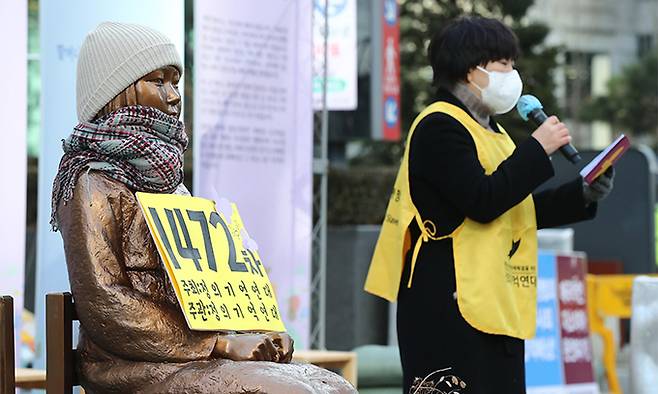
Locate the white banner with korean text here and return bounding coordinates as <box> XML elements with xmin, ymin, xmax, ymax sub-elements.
<box><xmin>194</xmin><ymin>0</ymin><xmax>313</xmax><ymax>348</ymax></box>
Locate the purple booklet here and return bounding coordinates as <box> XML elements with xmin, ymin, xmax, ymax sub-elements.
<box><xmin>579</xmin><ymin>134</ymin><xmax>630</xmax><ymax>184</ymax></box>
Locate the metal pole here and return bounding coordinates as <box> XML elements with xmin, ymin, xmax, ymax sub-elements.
<box><xmin>310</xmin><ymin>0</ymin><xmax>330</xmax><ymax>350</ymax></box>
<box><xmin>317</xmin><ymin>0</ymin><xmax>330</xmax><ymax>351</ymax></box>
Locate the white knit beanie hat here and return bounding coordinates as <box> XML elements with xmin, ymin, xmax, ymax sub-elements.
<box><xmin>76</xmin><ymin>22</ymin><xmax>182</xmax><ymax>122</ymax></box>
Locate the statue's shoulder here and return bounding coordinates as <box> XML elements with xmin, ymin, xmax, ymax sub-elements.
<box><xmin>57</xmin><ymin>170</ymin><xmax>138</xmax><ymax>234</ymax></box>
<box><xmin>73</xmin><ymin>170</ymin><xmax>136</xmax><ymax>208</ymax></box>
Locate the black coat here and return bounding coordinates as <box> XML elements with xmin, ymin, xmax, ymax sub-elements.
<box><xmin>397</xmin><ymin>89</ymin><xmax>596</xmax><ymax>394</ymax></box>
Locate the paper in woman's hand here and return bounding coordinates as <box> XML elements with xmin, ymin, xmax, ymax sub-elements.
<box><xmin>579</xmin><ymin>134</ymin><xmax>629</xmax><ymax>184</ymax></box>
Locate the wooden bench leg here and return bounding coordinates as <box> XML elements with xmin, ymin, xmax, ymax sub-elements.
<box><xmin>1</xmin><ymin>296</ymin><xmax>16</xmax><ymax>393</ymax></box>
<box><xmin>47</xmin><ymin>293</ymin><xmax>75</xmax><ymax>394</ymax></box>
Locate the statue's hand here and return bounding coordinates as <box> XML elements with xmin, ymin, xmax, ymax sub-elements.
<box><xmin>267</xmin><ymin>332</ymin><xmax>294</xmax><ymax>363</ymax></box>
<box><xmin>213</xmin><ymin>333</ymin><xmax>279</xmax><ymax>362</ymax></box>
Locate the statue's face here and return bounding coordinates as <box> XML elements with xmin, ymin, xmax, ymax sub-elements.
<box><xmin>135</xmin><ymin>65</ymin><xmax>182</xmax><ymax>118</ymax></box>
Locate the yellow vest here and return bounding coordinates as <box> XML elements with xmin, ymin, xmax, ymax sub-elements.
<box><xmin>364</xmin><ymin>102</ymin><xmax>539</xmax><ymax>339</ymax></box>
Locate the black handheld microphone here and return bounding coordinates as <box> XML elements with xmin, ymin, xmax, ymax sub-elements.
<box><xmin>516</xmin><ymin>95</ymin><xmax>581</xmax><ymax>164</ymax></box>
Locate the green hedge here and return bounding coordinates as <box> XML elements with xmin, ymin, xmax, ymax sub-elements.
<box><xmin>327</xmin><ymin>166</ymin><xmax>397</xmax><ymax>225</ymax></box>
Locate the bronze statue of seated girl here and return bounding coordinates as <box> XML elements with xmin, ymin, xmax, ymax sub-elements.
<box><xmin>52</xmin><ymin>21</ymin><xmax>355</xmax><ymax>394</ymax></box>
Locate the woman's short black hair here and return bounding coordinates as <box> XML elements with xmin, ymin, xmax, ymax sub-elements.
<box><xmin>428</xmin><ymin>16</ymin><xmax>520</xmax><ymax>88</ymax></box>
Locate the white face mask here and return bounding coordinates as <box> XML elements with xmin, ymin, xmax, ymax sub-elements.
<box><xmin>472</xmin><ymin>66</ymin><xmax>523</xmax><ymax>114</ymax></box>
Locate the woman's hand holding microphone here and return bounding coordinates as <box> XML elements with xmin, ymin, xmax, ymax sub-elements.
<box><xmin>531</xmin><ymin>115</ymin><xmax>571</xmax><ymax>156</ymax></box>
<box><xmin>531</xmin><ymin>115</ymin><xmax>614</xmax><ymax>204</ymax></box>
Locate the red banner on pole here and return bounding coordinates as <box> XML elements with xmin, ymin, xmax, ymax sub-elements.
<box><xmin>381</xmin><ymin>0</ymin><xmax>400</xmax><ymax>141</ymax></box>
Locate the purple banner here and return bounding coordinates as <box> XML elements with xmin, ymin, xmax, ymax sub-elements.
<box><xmin>194</xmin><ymin>0</ymin><xmax>313</xmax><ymax>348</ymax></box>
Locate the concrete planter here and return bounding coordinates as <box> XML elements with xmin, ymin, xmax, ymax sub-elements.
<box><xmin>326</xmin><ymin>225</ymin><xmax>390</xmax><ymax>351</ymax></box>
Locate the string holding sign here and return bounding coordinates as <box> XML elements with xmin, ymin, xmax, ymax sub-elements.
<box><xmin>136</xmin><ymin>192</ymin><xmax>285</xmax><ymax>332</ymax></box>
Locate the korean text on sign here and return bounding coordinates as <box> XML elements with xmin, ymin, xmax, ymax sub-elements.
<box><xmin>136</xmin><ymin>192</ymin><xmax>285</xmax><ymax>332</ymax></box>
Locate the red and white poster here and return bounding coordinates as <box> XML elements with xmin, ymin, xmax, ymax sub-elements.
<box><xmin>380</xmin><ymin>0</ymin><xmax>400</xmax><ymax>140</ymax></box>
<box><xmin>557</xmin><ymin>255</ymin><xmax>598</xmax><ymax>393</ymax></box>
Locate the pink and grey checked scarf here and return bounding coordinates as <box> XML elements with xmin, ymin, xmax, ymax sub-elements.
<box><xmin>51</xmin><ymin>105</ymin><xmax>188</xmax><ymax>230</ymax></box>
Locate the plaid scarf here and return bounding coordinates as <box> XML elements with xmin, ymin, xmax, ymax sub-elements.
<box><xmin>51</xmin><ymin>105</ymin><xmax>188</xmax><ymax>230</ymax></box>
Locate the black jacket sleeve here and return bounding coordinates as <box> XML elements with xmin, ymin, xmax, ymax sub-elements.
<box><xmin>533</xmin><ymin>178</ymin><xmax>597</xmax><ymax>229</ymax></box>
<box><xmin>409</xmin><ymin>113</ymin><xmax>554</xmax><ymax>224</ymax></box>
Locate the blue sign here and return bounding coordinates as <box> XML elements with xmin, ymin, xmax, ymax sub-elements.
<box><xmin>384</xmin><ymin>0</ymin><xmax>397</xmax><ymax>25</ymax></box>
<box><xmin>384</xmin><ymin>96</ymin><xmax>398</xmax><ymax>128</ymax></box>
<box><xmin>314</xmin><ymin>0</ymin><xmax>348</xmax><ymax>17</ymax></box>
<box><xmin>525</xmin><ymin>252</ymin><xmax>564</xmax><ymax>387</ymax></box>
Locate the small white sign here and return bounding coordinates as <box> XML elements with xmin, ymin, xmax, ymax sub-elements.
<box><xmin>313</xmin><ymin>0</ymin><xmax>358</xmax><ymax>110</ymax></box>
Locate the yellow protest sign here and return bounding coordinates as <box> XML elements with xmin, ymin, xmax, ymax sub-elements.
<box><xmin>136</xmin><ymin>192</ymin><xmax>286</xmax><ymax>332</ymax></box>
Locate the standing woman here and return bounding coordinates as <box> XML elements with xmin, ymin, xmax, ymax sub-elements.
<box><xmin>365</xmin><ymin>16</ymin><xmax>614</xmax><ymax>394</ymax></box>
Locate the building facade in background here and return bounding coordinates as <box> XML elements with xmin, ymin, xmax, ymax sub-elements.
<box><xmin>529</xmin><ymin>0</ymin><xmax>658</xmax><ymax>148</ymax></box>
